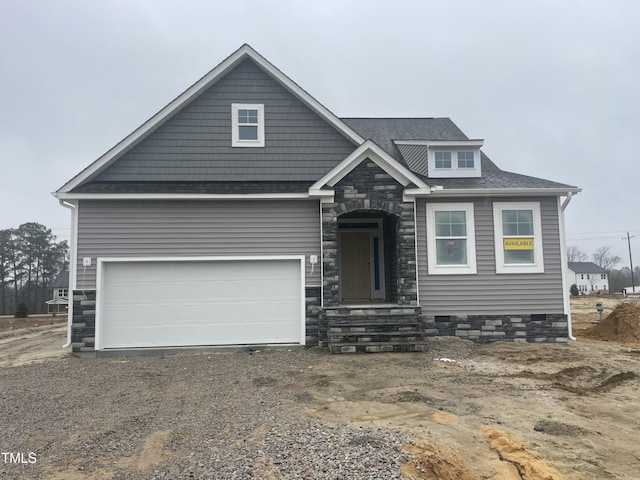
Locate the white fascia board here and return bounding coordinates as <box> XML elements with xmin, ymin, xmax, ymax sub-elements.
<box><xmin>58</xmin><ymin>44</ymin><xmax>364</xmax><ymax>193</ymax></box>
<box><xmin>53</xmin><ymin>192</ymin><xmax>311</xmax><ymax>200</ymax></box>
<box><xmin>394</xmin><ymin>139</ymin><xmax>485</xmax><ymax>147</ymax></box>
<box><xmin>310</xmin><ymin>140</ymin><xmax>429</xmax><ymax>191</ymax></box>
<box><xmin>406</xmin><ymin>187</ymin><xmax>582</xmax><ymax>197</ymax></box>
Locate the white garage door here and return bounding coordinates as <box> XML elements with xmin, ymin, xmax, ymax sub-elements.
<box><xmin>97</xmin><ymin>258</ymin><xmax>304</xmax><ymax>349</ymax></box>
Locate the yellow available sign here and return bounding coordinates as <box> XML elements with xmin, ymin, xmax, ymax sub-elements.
<box><xmin>503</xmin><ymin>238</ymin><xmax>533</xmax><ymax>250</ymax></box>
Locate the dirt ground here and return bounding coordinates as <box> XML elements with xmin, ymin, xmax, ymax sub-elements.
<box><xmin>0</xmin><ymin>314</ymin><xmax>66</xmax><ymax>332</ymax></box>
<box><xmin>2</xmin><ymin>297</ymin><xmax>640</xmax><ymax>479</ymax></box>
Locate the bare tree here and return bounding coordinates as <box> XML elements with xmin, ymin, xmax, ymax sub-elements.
<box><xmin>567</xmin><ymin>245</ymin><xmax>588</xmax><ymax>263</ymax></box>
<box><xmin>592</xmin><ymin>246</ymin><xmax>621</xmax><ymax>273</ymax></box>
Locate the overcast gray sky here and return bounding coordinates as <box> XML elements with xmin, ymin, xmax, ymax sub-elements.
<box><xmin>1</xmin><ymin>0</ymin><xmax>639</xmax><ymax>264</ymax></box>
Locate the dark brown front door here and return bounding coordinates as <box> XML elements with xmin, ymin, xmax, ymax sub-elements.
<box><xmin>339</xmin><ymin>231</ymin><xmax>371</xmax><ymax>302</ymax></box>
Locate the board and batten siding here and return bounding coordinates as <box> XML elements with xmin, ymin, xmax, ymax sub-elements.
<box><xmin>75</xmin><ymin>199</ymin><xmax>320</xmax><ymax>289</ymax></box>
<box><xmin>90</xmin><ymin>59</ymin><xmax>356</xmax><ymax>183</ymax></box>
<box><xmin>416</xmin><ymin>196</ymin><xmax>564</xmax><ymax>315</ymax></box>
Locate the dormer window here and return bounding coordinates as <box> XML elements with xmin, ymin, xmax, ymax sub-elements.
<box><xmin>232</xmin><ymin>103</ymin><xmax>264</xmax><ymax>147</ymax></box>
<box><xmin>435</xmin><ymin>152</ymin><xmax>452</xmax><ymax>169</ymax></box>
<box><xmin>427</xmin><ymin>140</ymin><xmax>483</xmax><ymax>178</ymax></box>
<box><xmin>393</xmin><ymin>140</ymin><xmax>483</xmax><ymax>179</ymax></box>
<box><xmin>457</xmin><ymin>151</ymin><xmax>474</xmax><ymax>169</ymax></box>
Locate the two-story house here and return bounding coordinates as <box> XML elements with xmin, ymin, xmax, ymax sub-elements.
<box><xmin>567</xmin><ymin>262</ymin><xmax>609</xmax><ymax>294</ymax></box>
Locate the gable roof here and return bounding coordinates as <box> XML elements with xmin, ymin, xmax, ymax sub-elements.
<box><xmin>568</xmin><ymin>262</ymin><xmax>607</xmax><ymax>274</ymax></box>
<box><xmin>341</xmin><ymin>117</ymin><xmax>468</xmax><ymax>161</ymax></box>
<box><xmin>52</xmin><ymin>270</ymin><xmax>69</xmax><ymax>288</ymax></box>
<box><xmin>342</xmin><ymin>117</ymin><xmax>579</xmax><ymax>194</ymax></box>
<box><xmin>310</xmin><ymin>140</ymin><xmax>429</xmax><ymax>194</ymax></box>
<box><xmin>56</xmin><ymin>44</ymin><xmax>364</xmax><ymax>194</ymax></box>
<box><xmin>54</xmin><ymin>46</ymin><xmax>580</xmax><ymax>198</ymax></box>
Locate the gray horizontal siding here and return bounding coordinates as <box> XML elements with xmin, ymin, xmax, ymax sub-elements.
<box><xmin>76</xmin><ymin>199</ymin><xmax>321</xmax><ymax>289</ymax></box>
<box><xmin>90</xmin><ymin>59</ymin><xmax>356</xmax><ymax>183</ymax></box>
<box><xmin>417</xmin><ymin>196</ymin><xmax>564</xmax><ymax>315</ymax></box>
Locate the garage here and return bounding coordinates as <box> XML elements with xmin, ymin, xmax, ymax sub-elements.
<box><xmin>96</xmin><ymin>257</ymin><xmax>305</xmax><ymax>349</ymax></box>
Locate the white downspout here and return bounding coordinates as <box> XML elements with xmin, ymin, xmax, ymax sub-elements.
<box><xmin>559</xmin><ymin>192</ymin><xmax>575</xmax><ymax>341</ymax></box>
<box><xmin>58</xmin><ymin>199</ymin><xmax>77</xmax><ymax>348</ymax></box>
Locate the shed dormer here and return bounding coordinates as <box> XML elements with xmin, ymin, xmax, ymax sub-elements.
<box><xmin>395</xmin><ymin>139</ymin><xmax>484</xmax><ymax>179</ymax></box>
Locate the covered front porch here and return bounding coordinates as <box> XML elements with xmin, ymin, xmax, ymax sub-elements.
<box><xmin>318</xmin><ymin>157</ymin><xmax>424</xmax><ymax>352</ymax></box>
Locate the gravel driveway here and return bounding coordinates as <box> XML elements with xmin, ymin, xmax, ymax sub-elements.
<box><xmin>1</xmin><ymin>335</ymin><xmax>409</xmax><ymax>480</ymax></box>
<box><xmin>3</xmin><ymin>326</ymin><xmax>640</xmax><ymax>479</ymax></box>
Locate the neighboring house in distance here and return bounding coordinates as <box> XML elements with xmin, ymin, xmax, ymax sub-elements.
<box><xmin>53</xmin><ymin>45</ymin><xmax>581</xmax><ymax>356</ymax></box>
<box><xmin>567</xmin><ymin>262</ymin><xmax>609</xmax><ymax>294</ymax></box>
<box><xmin>46</xmin><ymin>270</ymin><xmax>69</xmax><ymax>314</ymax></box>
<box><xmin>623</xmin><ymin>286</ymin><xmax>640</xmax><ymax>296</ymax></box>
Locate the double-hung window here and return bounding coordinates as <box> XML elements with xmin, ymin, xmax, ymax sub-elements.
<box><xmin>426</xmin><ymin>203</ymin><xmax>477</xmax><ymax>274</ymax></box>
<box><xmin>231</xmin><ymin>103</ymin><xmax>264</xmax><ymax>147</ymax></box>
<box><xmin>493</xmin><ymin>202</ymin><xmax>544</xmax><ymax>273</ymax></box>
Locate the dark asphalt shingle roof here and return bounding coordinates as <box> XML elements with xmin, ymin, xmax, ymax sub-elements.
<box><xmin>343</xmin><ymin>117</ymin><xmax>577</xmax><ymax>191</ymax></box>
<box><xmin>341</xmin><ymin>117</ymin><xmax>468</xmax><ymax>161</ymax></box>
<box><xmin>568</xmin><ymin>262</ymin><xmax>608</xmax><ymax>274</ymax></box>
<box><xmin>52</xmin><ymin>271</ymin><xmax>69</xmax><ymax>288</ymax></box>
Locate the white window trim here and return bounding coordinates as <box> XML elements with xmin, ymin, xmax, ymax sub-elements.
<box><xmin>426</xmin><ymin>202</ymin><xmax>477</xmax><ymax>275</ymax></box>
<box><xmin>427</xmin><ymin>148</ymin><xmax>482</xmax><ymax>178</ymax></box>
<box><xmin>493</xmin><ymin>201</ymin><xmax>544</xmax><ymax>274</ymax></box>
<box><xmin>231</xmin><ymin>103</ymin><xmax>265</xmax><ymax>147</ymax></box>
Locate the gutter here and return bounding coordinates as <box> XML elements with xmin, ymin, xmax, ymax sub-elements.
<box><xmin>405</xmin><ymin>187</ymin><xmax>582</xmax><ymax>198</ymax></box>
<box><xmin>559</xmin><ymin>192</ymin><xmax>576</xmax><ymax>341</ymax></box>
<box><xmin>58</xmin><ymin>199</ymin><xmax>77</xmax><ymax>348</ymax></box>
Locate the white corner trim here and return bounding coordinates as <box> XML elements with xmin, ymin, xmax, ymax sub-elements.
<box><xmin>309</xmin><ymin>140</ymin><xmax>429</xmax><ymax>191</ymax></box>
<box><xmin>57</xmin><ymin>44</ymin><xmax>364</xmax><ymax>193</ymax></box>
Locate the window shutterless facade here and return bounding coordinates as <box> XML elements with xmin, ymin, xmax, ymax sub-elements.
<box><xmin>426</xmin><ymin>203</ymin><xmax>477</xmax><ymax>274</ymax></box>
<box><xmin>493</xmin><ymin>202</ymin><xmax>544</xmax><ymax>273</ymax></box>
<box><xmin>231</xmin><ymin>103</ymin><xmax>265</xmax><ymax>147</ymax></box>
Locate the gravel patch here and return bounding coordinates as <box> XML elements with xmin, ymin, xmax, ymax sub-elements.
<box><xmin>1</xmin><ymin>350</ymin><xmax>410</xmax><ymax>479</ymax></box>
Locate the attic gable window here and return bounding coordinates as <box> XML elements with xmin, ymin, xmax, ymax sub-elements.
<box><xmin>232</xmin><ymin>103</ymin><xmax>264</xmax><ymax>147</ymax></box>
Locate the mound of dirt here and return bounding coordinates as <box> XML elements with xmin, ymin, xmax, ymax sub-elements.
<box><xmin>583</xmin><ymin>302</ymin><xmax>640</xmax><ymax>344</ymax></box>
<box><xmin>400</xmin><ymin>438</ymin><xmax>478</xmax><ymax>480</ymax></box>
